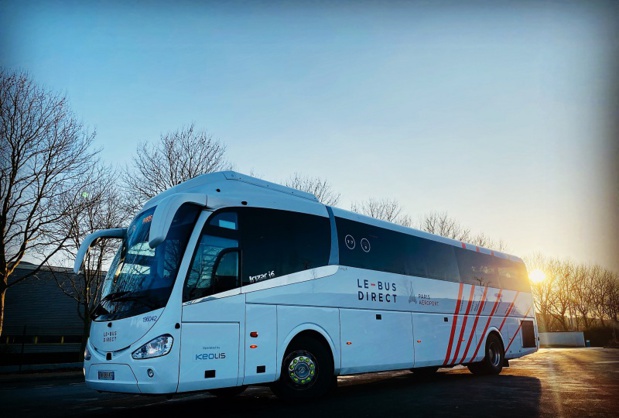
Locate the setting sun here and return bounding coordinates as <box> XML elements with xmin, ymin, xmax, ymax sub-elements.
<box><xmin>529</xmin><ymin>269</ymin><xmax>547</xmax><ymax>284</ymax></box>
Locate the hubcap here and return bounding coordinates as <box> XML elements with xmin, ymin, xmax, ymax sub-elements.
<box><xmin>287</xmin><ymin>354</ymin><xmax>316</xmax><ymax>386</ymax></box>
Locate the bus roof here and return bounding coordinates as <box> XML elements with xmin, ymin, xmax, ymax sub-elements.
<box><xmin>140</xmin><ymin>170</ymin><xmax>523</xmax><ymax>263</ymax></box>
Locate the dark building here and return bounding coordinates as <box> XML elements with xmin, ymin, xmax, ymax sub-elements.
<box><xmin>1</xmin><ymin>262</ymin><xmax>86</xmax><ymax>370</ymax></box>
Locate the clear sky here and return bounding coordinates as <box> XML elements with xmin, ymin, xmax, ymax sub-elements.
<box><xmin>2</xmin><ymin>0</ymin><xmax>618</xmax><ymax>272</ymax></box>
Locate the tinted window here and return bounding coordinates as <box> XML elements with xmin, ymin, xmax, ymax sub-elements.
<box><xmin>239</xmin><ymin>208</ymin><xmax>330</xmax><ymax>285</ymax></box>
<box><xmin>336</xmin><ymin>217</ymin><xmax>409</xmax><ymax>274</ymax></box>
<box><xmin>455</xmin><ymin>249</ymin><xmax>530</xmax><ymax>291</ymax></box>
<box><xmin>521</xmin><ymin>320</ymin><xmax>536</xmax><ymax>347</ymax></box>
<box><xmin>335</xmin><ymin>217</ymin><xmax>460</xmax><ymax>282</ymax></box>
<box><xmin>209</xmin><ymin>211</ymin><xmax>238</xmax><ymax>230</ymax></box>
<box><xmin>455</xmin><ymin>249</ymin><xmax>500</xmax><ymax>288</ymax></box>
<box><xmin>212</xmin><ymin>250</ymin><xmax>240</xmax><ymax>293</ymax></box>
<box><xmin>417</xmin><ymin>241</ymin><xmax>460</xmax><ymax>281</ymax></box>
<box><xmin>184</xmin><ymin>234</ymin><xmax>239</xmax><ymax>301</ymax></box>
<box><xmin>498</xmin><ymin>259</ymin><xmax>530</xmax><ymax>291</ymax></box>
<box><xmin>97</xmin><ymin>204</ymin><xmax>201</xmax><ymax>320</ymax></box>
<box><xmin>335</xmin><ymin>217</ymin><xmax>530</xmax><ymax>291</ymax></box>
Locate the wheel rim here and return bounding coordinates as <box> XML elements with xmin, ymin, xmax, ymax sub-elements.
<box><xmin>286</xmin><ymin>352</ymin><xmax>317</xmax><ymax>386</ymax></box>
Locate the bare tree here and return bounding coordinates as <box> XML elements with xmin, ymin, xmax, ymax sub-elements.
<box><xmin>284</xmin><ymin>173</ymin><xmax>341</xmax><ymax>206</ymax></box>
<box><xmin>418</xmin><ymin>211</ymin><xmax>471</xmax><ymax>241</ymax></box>
<box><xmin>418</xmin><ymin>211</ymin><xmax>506</xmax><ymax>251</ymax></box>
<box><xmin>122</xmin><ymin>123</ymin><xmax>232</xmax><ymax>213</ymax></box>
<box><xmin>351</xmin><ymin>198</ymin><xmax>412</xmax><ymax>227</ymax></box>
<box><xmin>580</xmin><ymin>265</ymin><xmax>619</xmax><ymax>332</ymax></box>
<box><xmin>525</xmin><ymin>253</ymin><xmax>552</xmax><ymax>331</ymax></box>
<box><xmin>0</xmin><ymin>69</ymin><xmax>98</xmax><ymax>335</ymax></box>
<box><xmin>605</xmin><ymin>274</ymin><xmax>619</xmax><ymax>324</ymax></box>
<box><xmin>49</xmin><ymin>165</ymin><xmax>130</xmax><ymax>354</ymax></box>
<box><xmin>571</xmin><ymin>264</ymin><xmax>596</xmax><ymax>330</ymax></box>
<box><xmin>547</xmin><ymin>259</ymin><xmax>575</xmax><ymax>331</ymax></box>
<box><xmin>468</xmin><ymin>232</ymin><xmax>507</xmax><ymax>252</ymax></box>
<box><xmin>526</xmin><ymin>253</ymin><xmax>619</xmax><ymax>333</ymax></box>
<box><xmin>527</xmin><ymin>255</ymin><xmax>579</xmax><ymax>331</ymax></box>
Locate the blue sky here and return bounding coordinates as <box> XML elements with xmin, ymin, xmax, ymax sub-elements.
<box><xmin>2</xmin><ymin>0</ymin><xmax>618</xmax><ymax>272</ymax></box>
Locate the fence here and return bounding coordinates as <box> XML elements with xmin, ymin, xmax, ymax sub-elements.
<box><xmin>539</xmin><ymin>331</ymin><xmax>586</xmax><ymax>347</ymax></box>
<box><xmin>0</xmin><ymin>325</ymin><xmax>85</xmax><ymax>371</ymax></box>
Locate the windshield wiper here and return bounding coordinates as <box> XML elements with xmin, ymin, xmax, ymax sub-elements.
<box><xmin>101</xmin><ymin>291</ymin><xmax>131</xmax><ymax>303</ymax></box>
<box><xmin>91</xmin><ymin>303</ymin><xmax>110</xmax><ymax>319</ymax></box>
<box><xmin>91</xmin><ymin>291</ymin><xmax>131</xmax><ymax>319</ymax></box>
<box><xmin>112</xmin><ymin>293</ymin><xmax>160</xmax><ymax>310</ymax></box>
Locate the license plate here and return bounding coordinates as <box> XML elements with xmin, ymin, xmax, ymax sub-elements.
<box><xmin>98</xmin><ymin>371</ymin><xmax>115</xmax><ymax>380</ymax></box>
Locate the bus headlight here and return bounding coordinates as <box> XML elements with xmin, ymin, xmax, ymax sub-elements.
<box><xmin>132</xmin><ymin>334</ymin><xmax>174</xmax><ymax>360</ymax></box>
<box><xmin>84</xmin><ymin>346</ymin><xmax>91</xmax><ymax>361</ymax></box>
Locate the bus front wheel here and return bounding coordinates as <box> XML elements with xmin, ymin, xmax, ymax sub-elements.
<box><xmin>467</xmin><ymin>333</ymin><xmax>505</xmax><ymax>375</ymax></box>
<box><xmin>271</xmin><ymin>336</ymin><xmax>335</xmax><ymax>401</ymax></box>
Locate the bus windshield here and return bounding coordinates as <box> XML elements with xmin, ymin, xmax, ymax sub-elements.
<box><xmin>93</xmin><ymin>204</ymin><xmax>201</xmax><ymax>321</ymax></box>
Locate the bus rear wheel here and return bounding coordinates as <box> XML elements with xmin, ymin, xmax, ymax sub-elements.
<box><xmin>467</xmin><ymin>333</ymin><xmax>505</xmax><ymax>375</ymax></box>
<box><xmin>271</xmin><ymin>336</ymin><xmax>335</xmax><ymax>401</ymax></box>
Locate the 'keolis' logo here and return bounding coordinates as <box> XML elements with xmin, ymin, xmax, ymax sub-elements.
<box><xmin>195</xmin><ymin>353</ymin><xmax>226</xmax><ymax>360</ymax></box>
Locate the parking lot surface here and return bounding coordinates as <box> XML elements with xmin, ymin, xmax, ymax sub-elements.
<box><xmin>1</xmin><ymin>348</ymin><xmax>618</xmax><ymax>417</ymax></box>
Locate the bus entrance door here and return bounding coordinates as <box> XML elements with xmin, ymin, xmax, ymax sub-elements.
<box><xmin>177</xmin><ymin>322</ymin><xmax>240</xmax><ymax>392</ymax></box>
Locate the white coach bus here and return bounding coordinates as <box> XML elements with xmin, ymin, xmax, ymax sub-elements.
<box><xmin>74</xmin><ymin>171</ymin><xmax>538</xmax><ymax>400</ymax></box>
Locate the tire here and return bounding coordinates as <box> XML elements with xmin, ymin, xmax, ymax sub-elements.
<box><xmin>467</xmin><ymin>333</ymin><xmax>505</xmax><ymax>375</ymax></box>
<box><xmin>208</xmin><ymin>385</ymin><xmax>248</xmax><ymax>398</ymax></box>
<box><xmin>270</xmin><ymin>336</ymin><xmax>335</xmax><ymax>401</ymax></box>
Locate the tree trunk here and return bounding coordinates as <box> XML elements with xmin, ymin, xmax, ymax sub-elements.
<box><xmin>80</xmin><ymin>316</ymin><xmax>90</xmax><ymax>362</ymax></box>
<box><xmin>0</xmin><ymin>280</ymin><xmax>6</xmax><ymax>337</ymax></box>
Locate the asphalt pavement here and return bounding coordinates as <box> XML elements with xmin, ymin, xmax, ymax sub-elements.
<box><xmin>2</xmin><ymin>347</ymin><xmax>618</xmax><ymax>418</ymax></box>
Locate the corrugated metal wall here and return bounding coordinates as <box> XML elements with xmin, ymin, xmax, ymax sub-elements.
<box><xmin>2</xmin><ymin>263</ymin><xmax>87</xmax><ymax>367</ymax></box>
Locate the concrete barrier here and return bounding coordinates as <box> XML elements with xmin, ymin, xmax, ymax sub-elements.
<box><xmin>539</xmin><ymin>332</ymin><xmax>586</xmax><ymax>347</ymax></box>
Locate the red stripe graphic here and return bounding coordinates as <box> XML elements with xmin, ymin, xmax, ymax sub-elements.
<box><xmin>449</xmin><ymin>285</ymin><xmax>476</xmax><ymax>365</ymax></box>
<box><xmin>498</xmin><ymin>291</ymin><xmax>520</xmax><ymax>332</ymax></box>
<box><xmin>443</xmin><ymin>283</ymin><xmax>464</xmax><ymax>365</ymax></box>
<box><xmin>469</xmin><ymin>289</ymin><xmax>503</xmax><ymax>362</ymax></box>
<box><xmin>459</xmin><ymin>284</ymin><xmax>490</xmax><ymax>364</ymax></box>
<box><xmin>504</xmin><ymin>306</ymin><xmax>533</xmax><ymax>353</ymax></box>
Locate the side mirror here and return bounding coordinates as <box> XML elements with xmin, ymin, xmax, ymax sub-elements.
<box><xmin>74</xmin><ymin>228</ymin><xmax>126</xmax><ymax>274</ymax></box>
<box><xmin>148</xmin><ymin>193</ymin><xmax>207</xmax><ymax>248</ymax></box>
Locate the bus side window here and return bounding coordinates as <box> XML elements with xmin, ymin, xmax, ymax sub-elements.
<box><xmin>239</xmin><ymin>208</ymin><xmax>330</xmax><ymax>285</ymax></box>
<box><xmin>498</xmin><ymin>259</ymin><xmax>530</xmax><ymax>291</ymax></box>
<box><xmin>209</xmin><ymin>211</ymin><xmax>238</xmax><ymax>230</ymax></box>
<box><xmin>183</xmin><ymin>235</ymin><xmax>238</xmax><ymax>301</ymax></box>
<box><xmin>212</xmin><ymin>250</ymin><xmax>239</xmax><ymax>293</ymax></box>
<box><xmin>455</xmin><ymin>249</ymin><xmax>501</xmax><ymax>288</ymax></box>
<box><xmin>335</xmin><ymin>217</ymin><xmax>460</xmax><ymax>283</ymax></box>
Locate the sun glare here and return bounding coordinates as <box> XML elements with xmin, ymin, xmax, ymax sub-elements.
<box><xmin>529</xmin><ymin>269</ymin><xmax>546</xmax><ymax>284</ymax></box>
